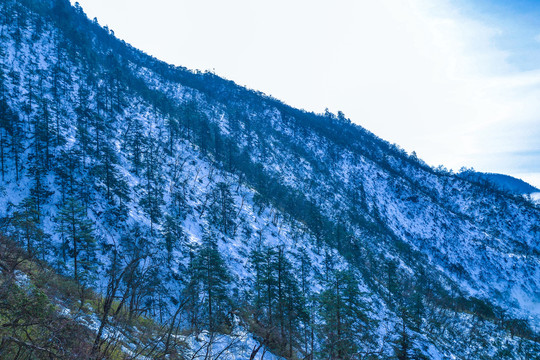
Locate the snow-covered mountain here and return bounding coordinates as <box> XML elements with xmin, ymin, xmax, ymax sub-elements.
<box><xmin>458</xmin><ymin>170</ymin><xmax>539</xmax><ymax>195</ymax></box>
<box><xmin>0</xmin><ymin>1</ymin><xmax>538</xmax><ymax>359</ymax></box>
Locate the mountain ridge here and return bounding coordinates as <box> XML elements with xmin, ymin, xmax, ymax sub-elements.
<box><xmin>458</xmin><ymin>170</ymin><xmax>540</xmax><ymax>195</ymax></box>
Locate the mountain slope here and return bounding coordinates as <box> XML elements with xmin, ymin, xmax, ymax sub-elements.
<box><xmin>0</xmin><ymin>0</ymin><xmax>539</xmax><ymax>359</ymax></box>
<box><xmin>458</xmin><ymin>170</ymin><xmax>540</xmax><ymax>195</ymax></box>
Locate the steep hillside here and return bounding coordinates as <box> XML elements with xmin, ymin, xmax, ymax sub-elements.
<box><xmin>0</xmin><ymin>0</ymin><xmax>539</xmax><ymax>359</ymax></box>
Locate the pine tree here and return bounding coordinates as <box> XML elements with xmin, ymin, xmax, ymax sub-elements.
<box><xmin>296</xmin><ymin>248</ymin><xmax>315</xmax><ymax>356</ymax></box>
<box><xmin>55</xmin><ymin>197</ymin><xmax>97</xmax><ymax>284</ymax></box>
<box><xmin>318</xmin><ymin>267</ymin><xmax>370</xmax><ymax>359</ymax></box>
<box><xmin>51</xmin><ymin>37</ymin><xmax>68</xmax><ymax>148</ymax></box>
<box><xmin>250</xmin><ymin>243</ymin><xmax>307</xmax><ymax>355</ymax></box>
<box><xmin>393</xmin><ymin>316</ymin><xmax>412</xmax><ymax>360</ymax></box>
<box><xmin>250</xmin><ymin>244</ymin><xmax>278</xmax><ymax>327</ymax></box>
<box><xmin>139</xmin><ymin>130</ymin><xmax>164</xmax><ymax>229</ymax></box>
<box><xmin>10</xmin><ymin>197</ymin><xmax>50</xmax><ymax>258</ymax></box>
<box><xmin>207</xmin><ymin>181</ymin><xmax>236</xmax><ymax>236</ymax></box>
<box><xmin>36</xmin><ymin>73</ymin><xmax>54</xmax><ymax>170</ymax></box>
<box><xmin>386</xmin><ymin>259</ymin><xmax>400</xmax><ymax>303</ymax></box>
<box><xmin>278</xmin><ymin>247</ymin><xmax>307</xmax><ymax>357</ymax></box>
<box><xmin>28</xmin><ymin>135</ymin><xmax>53</xmax><ymax>221</ymax></box>
<box><xmin>93</xmin><ymin>140</ymin><xmax>129</xmax><ymax>203</ymax></box>
<box><xmin>75</xmin><ymin>80</ymin><xmax>92</xmax><ymax>162</ymax></box>
<box><xmin>0</xmin><ymin>99</ymin><xmax>17</xmax><ymax>182</ymax></box>
<box><xmin>22</xmin><ymin>55</ymin><xmax>37</xmax><ymax>123</ymax></box>
<box><xmin>162</xmin><ymin>214</ymin><xmax>185</xmax><ymax>263</ymax></box>
<box><xmin>162</xmin><ymin>172</ymin><xmax>188</xmax><ymax>263</ymax></box>
<box><xmin>124</xmin><ymin>117</ymin><xmax>146</xmax><ymax>175</ymax></box>
<box><xmin>187</xmin><ymin>231</ymin><xmax>232</xmax><ymax>332</ymax></box>
<box><xmin>184</xmin><ymin>248</ymin><xmax>202</xmax><ymax>333</ymax></box>
<box><xmin>55</xmin><ymin>149</ymin><xmax>82</xmax><ymax>205</ymax></box>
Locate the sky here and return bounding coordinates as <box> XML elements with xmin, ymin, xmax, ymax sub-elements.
<box><xmin>70</xmin><ymin>0</ymin><xmax>540</xmax><ymax>188</ymax></box>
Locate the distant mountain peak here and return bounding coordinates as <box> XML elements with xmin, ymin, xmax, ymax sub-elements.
<box><xmin>458</xmin><ymin>170</ymin><xmax>540</xmax><ymax>195</ymax></box>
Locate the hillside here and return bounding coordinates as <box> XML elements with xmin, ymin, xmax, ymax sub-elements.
<box><xmin>0</xmin><ymin>234</ymin><xmax>165</xmax><ymax>359</ymax></box>
<box><xmin>0</xmin><ymin>0</ymin><xmax>539</xmax><ymax>359</ymax></box>
<box><xmin>458</xmin><ymin>170</ymin><xmax>539</xmax><ymax>195</ymax></box>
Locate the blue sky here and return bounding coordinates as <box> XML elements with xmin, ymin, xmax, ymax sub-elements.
<box><xmin>458</xmin><ymin>0</ymin><xmax>540</xmax><ymax>70</ymax></box>
<box><xmin>71</xmin><ymin>0</ymin><xmax>540</xmax><ymax>188</ymax></box>
<box><xmin>452</xmin><ymin>0</ymin><xmax>540</xmax><ymax>187</ymax></box>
